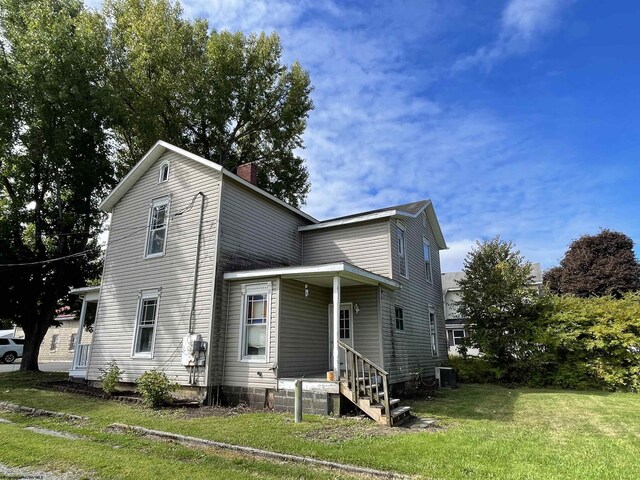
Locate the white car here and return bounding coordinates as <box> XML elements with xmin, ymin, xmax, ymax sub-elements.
<box><xmin>0</xmin><ymin>338</ymin><xmax>24</xmax><ymax>363</ymax></box>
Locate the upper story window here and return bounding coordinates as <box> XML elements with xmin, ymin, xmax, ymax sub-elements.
<box><xmin>145</xmin><ymin>197</ymin><xmax>170</xmax><ymax>258</ymax></box>
<box><xmin>133</xmin><ymin>290</ymin><xmax>160</xmax><ymax>357</ymax></box>
<box><xmin>395</xmin><ymin>306</ymin><xmax>404</xmax><ymax>331</ymax></box>
<box><xmin>423</xmin><ymin>238</ymin><xmax>433</xmax><ymax>283</ymax></box>
<box><xmin>396</xmin><ymin>222</ymin><xmax>408</xmax><ymax>278</ymax></box>
<box><xmin>158</xmin><ymin>161</ymin><xmax>170</xmax><ymax>183</ymax></box>
<box><xmin>240</xmin><ymin>283</ymin><xmax>271</xmax><ymax>362</ymax></box>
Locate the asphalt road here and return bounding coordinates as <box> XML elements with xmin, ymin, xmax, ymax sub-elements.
<box><xmin>0</xmin><ymin>359</ymin><xmax>72</xmax><ymax>373</ymax></box>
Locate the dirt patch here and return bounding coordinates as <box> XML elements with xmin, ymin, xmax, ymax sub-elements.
<box><xmin>170</xmin><ymin>403</ymin><xmax>261</xmax><ymax>418</ymax></box>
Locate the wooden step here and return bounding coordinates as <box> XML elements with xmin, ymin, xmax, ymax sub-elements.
<box><xmin>390</xmin><ymin>405</ymin><xmax>412</xmax><ymax>426</ymax></box>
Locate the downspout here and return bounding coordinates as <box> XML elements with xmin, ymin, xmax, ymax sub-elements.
<box><xmin>188</xmin><ymin>192</ymin><xmax>206</xmax><ymax>334</ymax></box>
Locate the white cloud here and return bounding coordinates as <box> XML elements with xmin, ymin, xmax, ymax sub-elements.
<box><xmin>454</xmin><ymin>0</ymin><xmax>574</xmax><ymax>71</ymax></box>
<box><xmin>440</xmin><ymin>238</ymin><xmax>478</xmax><ymax>273</ymax></box>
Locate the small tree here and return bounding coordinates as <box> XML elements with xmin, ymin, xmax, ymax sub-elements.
<box><xmin>544</xmin><ymin>229</ymin><xmax>640</xmax><ymax>298</ymax></box>
<box><xmin>457</xmin><ymin>237</ymin><xmax>550</xmax><ymax>382</ymax></box>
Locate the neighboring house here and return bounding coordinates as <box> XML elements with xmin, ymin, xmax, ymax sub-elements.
<box><xmin>0</xmin><ymin>330</ymin><xmax>14</xmax><ymax>339</ymax></box>
<box><xmin>72</xmin><ymin>141</ymin><xmax>448</xmax><ymax>426</ymax></box>
<box><xmin>442</xmin><ymin>263</ymin><xmax>543</xmax><ymax>356</ymax></box>
<box><xmin>13</xmin><ymin>309</ymin><xmax>93</xmax><ymax>364</ymax></box>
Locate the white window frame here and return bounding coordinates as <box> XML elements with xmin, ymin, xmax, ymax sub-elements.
<box><xmin>132</xmin><ymin>289</ymin><xmax>161</xmax><ymax>358</ymax></box>
<box><xmin>423</xmin><ymin>237</ymin><xmax>433</xmax><ymax>284</ymax></box>
<box><xmin>144</xmin><ymin>196</ymin><xmax>171</xmax><ymax>258</ymax></box>
<box><xmin>429</xmin><ymin>306</ymin><xmax>438</xmax><ymax>357</ymax></box>
<box><xmin>394</xmin><ymin>306</ymin><xmax>404</xmax><ymax>332</ymax></box>
<box><xmin>69</xmin><ymin>333</ymin><xmax>77</xmax><ymax>351</ymax></box>
<box><xmin>50</xmin><ymin>334</ymin><xmax>59</xmax><ymax>351</ymax></box>
<box><xmin>239</xmin><ymin>283</ymin><xmax>272</xmax><ymax>363</ymax></box>
<box><xmin>452</xmin><ymin>329</ymin><xmax>465</xmax><ymax>346</ymax></box>
<box><xmin>158</xmin><ymin>160</ymin><xmax>170</xmax><ymax>183</ymax></box>
<box><xmin>396</xmin><ymin>221</ymin><xmax>408</xmax><ymax>278</ymax></box>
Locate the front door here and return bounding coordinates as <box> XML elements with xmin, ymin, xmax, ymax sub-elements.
<box><xmin>328</xmin><ymin>303</ymin><xmax>353</xmax><ymax>372</ymax></box>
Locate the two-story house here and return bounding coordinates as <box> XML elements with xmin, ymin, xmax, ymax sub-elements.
<box><xmin>70</xmin><ymin>141</ymin><xmax>448</xmax><ymax>426</ymax></box>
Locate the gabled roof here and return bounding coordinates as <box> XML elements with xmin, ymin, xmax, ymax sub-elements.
<box><xmin>298</xmin><ymin>199</ymin><xmax>448</xmax><ymax>250</ymax></box>
<box><xmin>99</xmin><ymin>141</ymin><xmax>317</xmax><ymax>223</ymax></box>
<box><xmin>442</xmin><ymin>263</ymin><xmax>543</xmax><ymax>294</ymax></box>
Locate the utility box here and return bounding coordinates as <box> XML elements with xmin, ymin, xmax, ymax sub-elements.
<box><xmin>435</xmin><ymin>367</ymin><xmax>457</xmax><ymax>389</ymax></box>
<box><xmin>182</xmin><ymin>334</ymin><xmax>206</xmax><ymax>367</ymax></box>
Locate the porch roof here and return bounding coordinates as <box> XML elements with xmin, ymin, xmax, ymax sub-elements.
<box><xmin>223</xmin><ymin>262</ymin><xmax>400</xmax><ymax>290</ymax></box>
<box><xmin>70</xmin><ymin>285</ymin><xmax>101</xmax><ymax>302</ymax></box>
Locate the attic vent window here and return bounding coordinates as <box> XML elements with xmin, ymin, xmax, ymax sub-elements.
<box><xmin>159</xmin><ymin>161</ymin><xmax>170</xmax><ymax>183</ymax></box>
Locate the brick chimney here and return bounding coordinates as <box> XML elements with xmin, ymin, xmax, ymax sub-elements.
<box><xmin>236</xmin><ymin>162</ymin><xmax>257</xmax><ymax>185</ymax></box>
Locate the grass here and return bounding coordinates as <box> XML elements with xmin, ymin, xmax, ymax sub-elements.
<box><xmin>1</xmin><ymin>371</ymin><xmax>639</xmax><ymax>479</ymax></box>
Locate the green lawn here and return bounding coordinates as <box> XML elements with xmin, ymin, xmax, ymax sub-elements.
<box><xmin>1</xmin><ymin>372</ymin><xmax>639</xmax><ymax>479</ymax></box>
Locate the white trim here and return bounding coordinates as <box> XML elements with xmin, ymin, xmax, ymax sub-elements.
<box><xmin>298</xmin><ymin>200</ymin><xmax>448</xmax><ymax>250</ymax></box>
<box><xmin>223</xmin><ymin>262</ymin><xmax>399</xmax><ymax>290</ymax></box>
<box><xmin>328</xmin><ymin>302</ymin><xmax>353</xmax><ymax>370</ymax></box>
<box><xmin>238</xmin><ymin>282</ymin><xmax>272</xmax><ymax>363</ymax></box>
<box><xmin>423</xmin><ymin>237</ymin><xmax>433</xmax><ymax>284</ymax></box>
<box><xmin>100</xmin><ymin>140</ymin><xmax>317</xmax><ymax>224</ymax></box>
<box><xmin>395</xmin><ymin>221</ymin><xmax>408</xmax><ymax>279</ymax></box>
<box><xmin>298</xmin><ymin>210</ymin><xmax>398</xmax><ymax>231</ymax></box>
<box><xmin>131</xmin><ymin>289</ymin><xmax>161</xmax><ymax>358</ymax></box>
<box><xmin>158</xmin><ymin>160</ymin><xmax>170</xmax><ymax>183</ymax></box>
<box><xmin>394</xmin><ymin>305</ymin><xmax>405</xmax><ymax>332</ymax></box>
<box><xmin>429</xmin><ymin>305</ymin><xmax>438</xmax><ymax>357</ymax></box>
<box><xmin>144</xmin><ymin>196</ymin><xmax>171</xmax><ymax>259</ymax></box>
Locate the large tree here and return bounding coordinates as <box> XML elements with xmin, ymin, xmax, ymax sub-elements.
<box><xmin>457</xmin><ymin>237</ymin><xmax>550</xmax><ymax>382</ymax></box>
<box><xmin>105</xmin><ymin>0</ymin><xmax>313</xmax><ymax>206</ymax></box>
<box><xmin>0</xmin><ymin>0</ymin><xmax>113</xmax><ymax>370</ymax></box>
<box><xmin>544</xmin><ymin>229</ymin><xmax>640</xmax><ymax>298</ymax></box>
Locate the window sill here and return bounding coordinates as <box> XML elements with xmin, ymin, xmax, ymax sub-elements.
<box><xmin>239</xmin><ymin>357</ymin><xmax>268</xmax><ymax>364</ymax></box>
<box><xmin>132</xmin><ymin>352</ymin><xmax>154</xmax><ymax>359</ymax></box>
<box><xmin>144</xmin><ymin>252</ymin><xmax>166</xmax><ymax>260</ymax></box>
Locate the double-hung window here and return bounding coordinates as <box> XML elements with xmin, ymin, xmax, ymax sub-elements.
<box><xmin>429</xmin><ymin>306</ymin><xmax>438</xmax><ymax>356</ymax></box>
<box><xmin>50</xmin><ymin>334</ymin><xmax>59</xmax><ymax>351</ymax></box>
<box><xmin>452</xmin><ymin>329</ymin><xmax>465</xmax><ymax>346</ymax></box>
<box><xmin>240</xmin><ymin>284</ymin><xmax>271</xmax><ymax>362</ymax></box>
<box><xmin>133</xmin><ymin>291</ymin><xmax>160</xmax><ymax>357</ymax></box>
<box><xmin>395</xmin><ymin>306</ymin><xmax>404</xmax><ymax>331</ymax></box>
<box><xmin>396</xmin><ymin>222</ymin><xmax>407</xmax><ymax>278</ymax></box>
<box><xmin>69</xmin><ymin>333</ymin><xmax>77</xmax><ymax>351</ymax></box>
<box><xmin>423</xmin><ymin>238</ymin><xmax>433</xmax><ymax>283</ymax></box>
<box><xmin>145</xmin><ymin>197</ymin><xmax>170</xmax><ymax>257</ymax></box>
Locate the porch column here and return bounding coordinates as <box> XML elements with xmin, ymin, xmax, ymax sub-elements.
<box><xmin>72</xmin><ymin>297</ymin><xmax>88</xmax><ymax>369</ymax></box>
<box><xmin>332</xmin><ymin>275</ymin><xmax>341</xmax><ymax>378</ymax></box>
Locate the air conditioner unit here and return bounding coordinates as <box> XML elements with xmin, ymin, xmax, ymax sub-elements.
<box><xmin>435</xmin><ymin>367</ymin><xmax>457</xmax><ymax>389</ymax></box>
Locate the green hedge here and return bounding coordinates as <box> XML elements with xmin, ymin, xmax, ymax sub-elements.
<box><xmin>450</xmin><ymin>293</ymin><xmax>640</xmax><ymax>391</ymax></box>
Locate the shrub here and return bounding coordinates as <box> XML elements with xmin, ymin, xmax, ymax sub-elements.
<box><xmin>98</xmin><ymin>360</ymin><xmax>123</xmax><ymax>395</ymax></box>
<box><xmin>136</xmin><ymin>370</ymin><xmax>178</xmax><ymax>408</ymax></box>
<box><xmin>545</xmin><ymin>293</ymin><xmax>640</xmax><ymax>391</ymax></box>
<box><xmin>446</xmin><ymin>356</ymin><xmax>494</xmax><ymax>384</ymax></box>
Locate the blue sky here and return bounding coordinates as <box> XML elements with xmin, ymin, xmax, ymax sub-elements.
<box><xmin>90</xmin><ymin>0</ymin><xmax>640</xmax><ymax>272</ymax></box>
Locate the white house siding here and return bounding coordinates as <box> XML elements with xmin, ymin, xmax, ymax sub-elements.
<box><xmin>302</xmin><ymin>220</ymin><xmax>391</xmax><ymax>277</ymax></box>
<box><xmin>222</xmin><ymin>278</ymin><xmax>279</xmax><ymax>389</ymax></box>
<box><xmin>277</xmin><ymin>280</ymin><xmax>330</xmax><ymax>378</ymax></box>
<box><xmin>87</xmin><ymin>151</ymin><xmax>220</xmax><ymax>386</ymax></box>
<box><xmin>382</xmin><ymin>215</ymin><xmax>447</xmax><ymax>383</ymax></box>
<box><xmin>211</xmin><ymin>178</ymin><xmax>312</xmax><ymax>385</ymax></box>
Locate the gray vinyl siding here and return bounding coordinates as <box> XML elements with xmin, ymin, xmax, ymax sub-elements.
<box><xmin>302</xmin><ymin>220</ymin><xmax>391</xmax><ymax>277</ymax></box>
<box><xmin>211</xmin><ymin>178</ymin><xmax>312</xmax><ymax>385</ymax></box>
<box><xmin>222</xmin><ymin>278</ymin><xmax>278</xmax><ymax>388</ymax></box>
<box><xmin>382</xmin><ymin>215</ymin><xmax>446</xmax><ymax>383</ymax></box>
<box><xmin>278</xmin><ymin>280</ymin><xmax>330</xmax><ymax>377</ymax></box>
<box><xmin>340</xmin><ymin>286</ymin><xmax>381</xmax><ymax>367</ymax></box>
<box><xmin>87</xmin><ymin>151</ymin><xmax>220</xmax><ymax>386</ymax></box>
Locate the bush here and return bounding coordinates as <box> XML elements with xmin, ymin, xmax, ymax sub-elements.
<box><xmin>545</xmin><ymin>293</ymin><xmax>640</xmax><ymax>391</ymax></box>
<box><xmin>136</xmin><ymin>370</ymin><xmax>178</xmax><ymax>408</ymax></box>
<box><xmin>98</xmin><ymin>360</ymin><xmax>123</xmax><ymax>395</ymax></box>
<box><xmin>446</xmin><ymin>356</ymin><xmax>494</xmax><ymax>384</ymax></box>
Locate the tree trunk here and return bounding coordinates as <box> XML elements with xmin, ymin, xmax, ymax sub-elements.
<box><xmin>19</xmin><ymin>317</ymin><xmax>49</xmax><ymax>372</ymax></box>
